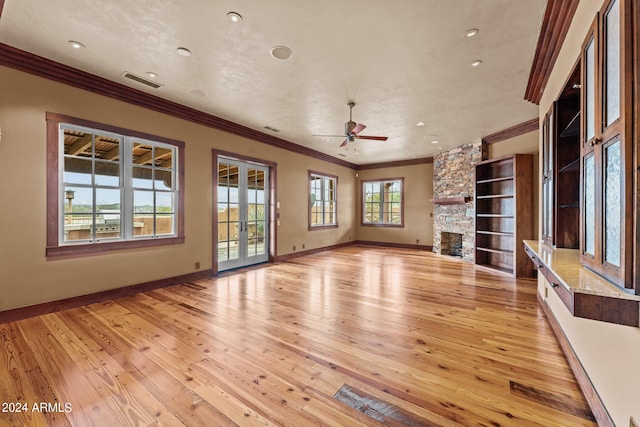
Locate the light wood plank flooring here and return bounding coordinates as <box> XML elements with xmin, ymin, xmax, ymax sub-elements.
<box><xmin>0</xmin><ymin>246</ymin><xmax>595</xmax><ymax>426</ymax></box>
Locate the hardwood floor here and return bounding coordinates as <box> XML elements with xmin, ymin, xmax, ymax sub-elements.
<box><xmin>0</xmin><ymin>246</ymin><xmax>595</xmax><ymax>426</ymax></box>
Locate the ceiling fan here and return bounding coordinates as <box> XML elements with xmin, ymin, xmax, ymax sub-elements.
<box><xmin>313</xmin><ymin>102</ymin><xmax>388</xmax><ymax>147</ymax></box>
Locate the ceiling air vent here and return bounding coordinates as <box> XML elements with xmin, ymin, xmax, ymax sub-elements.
<box><xmin>121</xmin><ymin>72</ymin><xmax>164</xmax><ymax>89</ymax></box>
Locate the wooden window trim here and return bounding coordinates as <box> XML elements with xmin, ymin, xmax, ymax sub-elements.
<box><xmin>360</xmin><ymin>177</ymin><xmax>405</xmax><ymax>228</ymax></box>
<box><xmin>308</xmin><ymin>170</ymin><xmax>338</xmax><ymax>230</ymax></box>
<box><xmin>46</xmin><ymin>112</ymin><xmax>185</xmax><ymax>259</ymax></box>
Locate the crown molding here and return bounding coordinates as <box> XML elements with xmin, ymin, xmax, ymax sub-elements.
<box><xmin>358</xmin><ymin>156</ymin><xmax>433</xmax><ymax>170</ymax></box>
<box><xmin>525</xmin><ymin>0</ymin><xmax>580</xmax><ymax>104</ymax></box>
<box><xmin>482</xmin><ymin>118</ymin><xmax>539</xmax><ymax>145</ymax></box>
<box><xmin>0</xmin><ymin>42</ymin><xmax>360</xmax><ymax>169</ymax></box>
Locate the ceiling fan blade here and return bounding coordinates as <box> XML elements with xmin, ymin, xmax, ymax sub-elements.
<box><xmin>339</xmin><ymin>139</ymin><xmax>348</xmax><ymax>147</ymax></box>
<box><xmin>355</xmin><ymin>135</ymin><xmax>389</xmax><ymax>141</ymax></box>
<box><xmin>351</xmin><ymin>123</ymin><xmax>366</xmax><ymax>135</ymax></box>
<box><xmin>313</xmin><ymin>134</ymin><xmax>345</xmax><ymax>138</ymax></box>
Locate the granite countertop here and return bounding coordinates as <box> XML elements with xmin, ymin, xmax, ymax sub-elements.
<box><xmin>523</xmin><ymin>240</ymin><xmax>640</xmax><ymax>301</ymax></box>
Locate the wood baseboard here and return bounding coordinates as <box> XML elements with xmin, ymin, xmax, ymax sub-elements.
<box><xmin>275</xmin><ymin>241</ymin><xmax>355</xmax><ymax>262</ymax></box>
<box><xmin>354</xmin><ymin>240</ymin><xmax>434</xmax><ymax>252</ymax></box>
<box><xmin>537</xmin><ymin>293</ymin><xmax>613</xmax><ymax>427</ymax></box>
<box><xmin>0</xmin><ymin>269</ymin><xmax>213</xmax><ymax>324</ymax></box>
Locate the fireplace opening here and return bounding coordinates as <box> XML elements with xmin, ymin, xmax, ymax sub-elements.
<box><xmin>441</xmin><ymin>232</ymin><xmax>463</xmax><ymax>258</ymax></box>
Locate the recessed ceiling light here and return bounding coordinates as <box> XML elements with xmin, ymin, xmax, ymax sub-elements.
<box><xmin>68</xmin><ymin>40</ymin><xmax>85</xmax><ymax>49</ymax></box>
<box><xmin>227</xmin><ymin>11</ymin><xmax>243</xmax><ymax>22</ymax></box>
<box><xmin>432</xmin><ymin>140</ymin><xmax>439</xmax><ymax>144</ymax></box>
<box><xmin>416</xmin><ymin>121</ymin><xmax>425</xmax><ymax>127</ymax></box>
<box><xmin>190</xmin><ymin>89</ymin><xmax>207</xmax><ymax>97</ymax></box>
<box><xmin>270</xmin><ymin>46</ymin><xmax>293</xmax><ymax>60</ymax></box>
<box><xmin>465</xmin><ymin>29</ymin><xmax>479</xmax><ymax>38</ymax></box>
<box><xmin>176</xmin><ymin>47</ymin><xmax>192</xmax><ymax>57</ymax></box>
<box><xmin>146</xmin><ymin>72</ymin><xmax>158</xmax><ymax>79</ymax></box>
<box><xmin>471</xmin><ymin>60</ymin><xmax>483</xmax><ymax>67</ymax></box>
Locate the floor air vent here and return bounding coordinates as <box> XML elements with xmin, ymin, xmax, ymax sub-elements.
<box><xmin>121</xmin><ymin>72</ymin><xmax>164</xmax><ymax>89</ymax></box>
<box><xmin>334</xmin><ymin>384</ymin><xmax>430</xmax><ymax>426</ymax></box>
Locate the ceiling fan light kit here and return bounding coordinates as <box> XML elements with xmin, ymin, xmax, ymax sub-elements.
<box><xmin>313</xmin><ymin>102</ymin><xmax>389</xmax><ymax>148</ymax></box>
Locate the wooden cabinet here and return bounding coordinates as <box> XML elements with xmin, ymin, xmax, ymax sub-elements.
<box><xmin>475</xmin><ymin>154</ymin><xmax>534</xmax><ymax>277</ymax></box>
<box><xmin>580</xmin><ymin>0</ymin><xmax>633</xmax><ymax>289</ymax></box>
<box><xmin>541</xmin><ymin>66</ymin><xmax>581</xmax><ymax>250</ymax></box>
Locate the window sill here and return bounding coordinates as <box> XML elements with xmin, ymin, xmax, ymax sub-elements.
<box><xmin>360</xmin><ymin>223</ymin><xmax>404</xmax><ymax>228</ymax></box>
<box><xmin>523</xmin><ymin>240</ymin><xmax>639</xmax><ymax>327</ymax></box>
<box><xmin>308</xmin><ymin>224</ymin><xmax>338</xmax><ymax>231</ymax></box>
<box><xmin>47</xmin><ymin>236</ymin><xmax>185</xmax><ymax>260</ymax></box>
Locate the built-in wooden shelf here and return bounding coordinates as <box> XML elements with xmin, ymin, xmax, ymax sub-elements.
<box><xmin>476</xmin><ymin>194</ymin><xmax>514</xmax><ymax>199</ymax></box>
<box><xmin>477</xmin><ymin>230</ymin><xmax>514</xmax><ymax>236</ymax></box>
<box><xmin>558</xmin><ymin>157</ymin><xmax>580</xmax><ymax>173</ymax></box>
<box><xmin>477</xmin><ymin>263</ymin><xmax>514</xmax><ymax>275</ymax></box>
<box><xmin>476</xmin><ymin>176</ymin><xmax>513</xmax><ymax>184</ymax></box>
<box><xmin>475</xmin><ymin>154</ymin><xmax>534</xmax><ymax>277</ymax></box>
<box><xmin>476</xmin><ymin>247</ymin><xmax>514</xmax><ymax>255</ymax></box>
<box><xmin>430</xmin><ymin>197</ymin><xmax>471</xmax><ymax>205</ymax></box>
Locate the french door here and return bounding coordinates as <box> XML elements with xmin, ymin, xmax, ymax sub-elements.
<box><xmin>217</xmin><ymin>158</ymin><xmax>269</xmax><ymax>271</ymax></box>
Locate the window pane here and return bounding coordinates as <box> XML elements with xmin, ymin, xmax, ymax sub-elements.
<box><xmin>64</xmin><ymin>158</ymin><xmax>92</xmax><ymax>185</ymax></box>
<box><xmin>604</xmin><ymin>141</ymin><xmax>621</xmax><ymax>266</ymax></box>
<box><xmin>95</xmin><ymin>160</ymin><xmax>120</xmax><ymax>186</ymax></box>
<box><xmin>605</xmin><ymin>0</ymin><xmax>620</xmax><ymax>126</ymax></box>
<box><xmin>133</xmin><ymin>214</ymin><xmax>153</xmax><ymax>236</ymax></box>
<box><xmin>156</xmin><ymin>214</ymin><xmax>175</xmax><ymax>236</ymax></box>
<box><xmin>133</xmin><ymin>166</ymin><xmax>153</xmax><ymax>189</ymax></box>
<box><xmin>132</xmin><ymin>142</ymin><xmax>152</xmax><ymax>165</ymax></box>
<box><xmin>584</xmin><ymin>155</ymin><xmax>595</xmax><ymax>255</ymax></box>
<box><xmin>63</xmin><ymin>186</ymin><xmax>92</xmax><ymax>213</ymax></box>
<box><xmin>96</xmin><ymin>188</ymin><xmax>120</xmax><ymax>212</ymax></box>
<box><xmin>156</xmin><ymin>192</ymin><xmax>174</xmax><ymax>213</ymax></box>
<box><xmin>155</xmin><ymin>169</ymin><xmax>173</xmax><ymax>190</ymax></box>
<box><xmin>63</xmin><ymin>213</ymin><xmax>93</xmax><ymax>242</ymax></box>
<box><xmin>585</xmin><ymin>37</ymin><xmax>595</xmax><ymax>141</ymax></box>
<box><xmin>154</xmin><ymin>147</ymin><xmax>174</xmax><ymax>168</ymax></box>
<box><xmin>96</xmin><ymin>188</ymin><xmax>121</xmax><ymax>239</ymax></box>
<box><xmin>134</xmin><ymin>190</ymin><xmax>154</xmax><ymax>213</ymax></box>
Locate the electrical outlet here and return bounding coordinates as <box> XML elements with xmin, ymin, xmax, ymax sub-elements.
<box><xmin>195</xmin><ymin>261</ymin><xmax>200</xmax><ymax>270</ymax></box>
<box><xmin>416</xmin><ymin>239</ymin><xmax>419</xmax><ymax>244</ymax></box>
<box><xmin>630</xmin><ymin>416</ymin><xmax>637</xmax><ymax>427</ymax></box>
<box><xmin>293</xmin><ymin>245</ymin><xmax>296</xmax><ymax>251</ymax></box>
<box><xmin>430</xmin><ymin>212</ymin><xmax>433</xmax><ymax>217</ymax></box>
<box><xmin>545</xmin><ymin>286</ymin><xmax>548</xmax><ymax>298</ymax></box>
<box><xmin>302</xmin><ymin>243</ymin><xmax>305</xmax><ymax>249</ymax></box>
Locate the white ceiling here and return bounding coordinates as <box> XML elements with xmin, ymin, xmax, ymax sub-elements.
<box><xmin>0</xmin><ymin>0</ymin><xmax>545</xmax><ymax>165</ymax></box>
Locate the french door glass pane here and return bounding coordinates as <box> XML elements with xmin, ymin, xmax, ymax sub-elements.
<box><xmin>585</xmin><ymin>37</ymin><xmax>595</xmax><ymax>141</ymax></box>
<box><xmin>604</xmin><ymin>141</ymin><xmax>621</xmax><ymax>266</ymax></box>
<box><xmin>584</xmin><ymin>155</ymin><xmax>595</xmax><ymax>255</ymax></box>
<box><xmin>605</xmin><ymin>0</ymin><xmax>620</xmax><ymax>126</ymax></box>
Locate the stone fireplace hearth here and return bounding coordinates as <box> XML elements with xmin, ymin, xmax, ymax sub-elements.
<box><xmin>432</xmin><ymin>141</ymin><xmax>487</xmax><ymax>262</ymax></box>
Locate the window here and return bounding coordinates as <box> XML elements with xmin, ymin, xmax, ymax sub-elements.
<box><xmin>309</xmin><ymin>171</ymin><xmax>337</xmax><ymax>228</ymax></box>
<box><xmin>46</xmin><ymin>113</ymin><xmax>185</xmax><ymax>257</ymax></box>
<box><xmin>361</xmin><ymin>178</ymin><xmax>404</xmax><ymax>226</ymax></box>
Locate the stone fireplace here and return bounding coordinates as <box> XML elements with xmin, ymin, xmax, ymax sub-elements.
<box><xmin>432</xmin><ymin>141</ymin><xmax>487</xmax><ymax>262</ymax></box>
<box><xmin>440</xmin><ymin>232</ymin><xmax>463</xmax><ymax>257</ymax></box>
